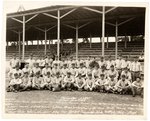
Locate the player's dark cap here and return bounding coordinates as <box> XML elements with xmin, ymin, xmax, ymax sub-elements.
<box><xmin>100</xmin><ymin>73</ymin><xmax>105</xmax><ymax>77</ymax></box>
<box><xmin>24</xmin><ymin>71</ymin><xmax>29</xmax><ymax>74</ymax></box>
<box><xmin>101</xmin><ymin>56</ymin><xmax>104</xmax><ymax>59</ymax></box>
<box><xmin>88</xmin><ymin>73</ymin><xmax>92</xmax><ymax>76</ymax></box>
<box><xmin>121</xmin><ymin>74</ymin><xmax>126</xmax><ymax>78</ymax></box>
<box><xmin>67</xmin><ymin>71</ymin><xmax>71</xmax><ymax>75</ymax></box>
<box><xmin>56</xmin><ymin>71</ymin><xmax>60</xmax><ymax>75</ymax></box>
<box><xmin>109</xmin><ymin>74</ymin><xmax>115</xmax><ymax>78</ymax></box>
<box><xmin>110</xmin><ymin>65</ymin><xmax>114</xmax><ymax>68</ymax></box>
<box><xmin>72</xmin><ymin>63</ymin><xmax>75</xmax><ymax>65</ymax></box>
<box><xmin>36</xmin><ymin>71</ymin><xmax>40</xmax><ymax>75</ymax></box>
<box><xmin>54</xmin><ymin>63</ymin><xmax>58</xmax><ymax>66</ymax></box>
<box><xmin>14</xmin><ymin>73</ymin><xmax>18</xmax><ymax>76</ymax></box>
<box><xmin>124</xmin><ymin>67</ymin><xmax>128</xmax><ymax>70</ymax></box>
<box><xmin>45</xmin><ymin>63</ymin><xmax>48</xmax><ymax>65</ymax></box>
<box><xmin>101</xmin><ymin>65</ymin><xmax>106</xmax><ymax>69</ymax></box>
<box><xmin>47</xmin><ymin>71</ymin><xmax>51</xmax><ymax>75</ymax></box>
<box><xmin>80</xmin><ymin>63</ymin><xmax>84</xmax><ymax>66</ymax></box>
<box><xmin>136</xmin><ymin>76</ymin><xmax>141</xmax><ymax>79</ymax></box>
<box><xmin>63</xmin><ymin>63</ymin><xmax>67</xmax><ymax>66</ymax></box>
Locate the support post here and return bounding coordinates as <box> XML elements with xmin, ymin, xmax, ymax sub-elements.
<box><xmin>44</xmin><ymin>29</ymin><xmax>47</xmax><ymax>55</ymax></box>
<box><xmin>37</xmin><ymin>39</ymin><xmax>39</xmax><ymax>49</ymax></box>
<box><xmin>90</xmin><ymin>34</ymin><xmax>92</xmax><ymax>48</ymax></box>
<box><xmin>107</xmin><ymin>36</ymin><xmax>109</xmax><ymax>48</ymax></box>
<box><xmin>76</xmin><ymin>24</ymin><xmax>79</xmax><ymax>60</ymax></box>
<box><xmin>49</xmin><ymin>40</ymin><xmax>50</xmax><ymax>49</ymax></box>
<box><xmin>6</xmin><ymin>41</ymin><xmax>8</xmax><ymax>50</ymax></box>
<box><xmin>57</xmin><ymin>9</ymin><xmax>60</xmax><ymax>60</ymax></box>
<box><xmin>102</xmin><ymin>6</ymin><xmax>105</xmax><ymax>57</ymax></box>
<box><xmin>125</xmin><ymin>35</ymin><xmax>127</xmax><ymax>48</ymax></box>
<box><xmin>115</xmin><ymin>21</ymin><xmax>118</xmax><ymax>59</ymax></box>
<box><xmin>18</xmin><ymin>31</ymin><xmax>21</xmax><ymax>59</ymax></box>
<box><xmin>22</xmin><ymin>15</ymin><xmax>25</xmax><ymax>61</ymax></box>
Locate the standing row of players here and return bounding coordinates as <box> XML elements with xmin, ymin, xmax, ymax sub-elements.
<box><xmin>7</xmin><ymin>54</ymin><xmax>144</xmax><ymax>97</ymax></box>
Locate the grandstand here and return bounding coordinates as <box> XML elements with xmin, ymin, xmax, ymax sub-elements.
<box><xmin>6</xmin><ymin>40</ymin><xmax>144</xmax><ymax>61</ymax></box>
<box><xmin>6</xmin><ymin>6</ymin><xmax>145</xmax><ymax>62</ymax></box>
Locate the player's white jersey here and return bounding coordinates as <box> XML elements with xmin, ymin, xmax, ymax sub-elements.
<box><xmin>92</xmin><ymin>69</ymin><xmax>101</xmax><ymax>78</ymax></box>
<box><xmin>31</xmin><ymin>67</ymin><xmax>41</xmax><ymax>75</ymax></box>
<box><xmin>115</xmin><ymin>59</ymin><xmax>122</xmax><ymax>69</ymax></box>
<box><xmin>22</xmin><ymin>67</ymin><xmax>31</xmax><ymax>75</ymax></box>
<box><xmin>130</xmin><ymin>61</ymin><xmax>142</xmax><ymax>72</ymax></box>
<box><xmin>98</xmin><ymin>60</ymin><xmax>106</xmax><ymax>68</ymax></box>
<box><xmin>8</xmin><ymin>69</ymin><xmax>23</xmax><ymax>79</ymax></box>
<box><xmin>121</xmin><ymin>71</ymin><xmax>132</xmax><ymax>81</ymax></box>
<box><xmin>10</xmin><ymin>58</ymin><xmax>20</xmax><ymax>68</ymax></box>
<box><xmin>107</xmin><ymin>69</ymin><xmax>118</xmax><ymax>80</ymax></box>
<box><xmin>70</xmin><ymin>67</ymin><xmax>77</xmax><ymax>76</ymax></box>
<box><xmin>42</xmin><ymin>68</ymin><xmax>51</xmax><ymax>77</ymax></box>
<box><xmin>26</xmin><ymin>59</ymin><xmax>35</xmax><ymax>69</ymax></box>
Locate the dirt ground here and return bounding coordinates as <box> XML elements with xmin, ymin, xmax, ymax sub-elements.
<box><xmin>5</xmin><ymin>90</ymin><xmax>143</xmax><ymax>115</ymax></box>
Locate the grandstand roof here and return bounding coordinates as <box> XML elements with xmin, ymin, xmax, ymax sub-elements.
<box><xmin>6</xmin><ymin>5</ymin><xmax>145</xmax><ymax>41</ymax></box>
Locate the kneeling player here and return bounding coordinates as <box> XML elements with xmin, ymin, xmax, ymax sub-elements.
<box><xmin>74</xmin><ymin>73</ymin><xmax>86</xmax><ymax>91</ymax></box>
<box><xmin>52</xmin><ymin>72</ymin><xmax>62</xmax><ymax>91</ymax></box>
<box><xmin>105</xmin><ymin>75</ymin><xmax>117</xmax><ymax>93</ymax></box>
<box><xmin>95</xmin><ymin>74</ymin><xmax>107</xmax><ymax>92</ymax></box>
<box><xmin>131</xmin><ymin>77</ymin><xmax>143</xmax><ymax>97</ymax></box>
<box><xmin>84</xmin><ymin>73</ymin><xmax>95</xmax><ymax>91</ymax></box>
<box><xmin>32</xmin><ymin>71</ymin><xmax>43</xmax><ymax>90</ymax></box>
<box><xmin>62</xmin><ymin>72</ymin><xmax>74</xmax><ymax>91</ymax></box>
<box><xmin>116</xmin><ymin>74</ymin><xmax>132</xmax><ymax>95</ymax></box>
<box><xmin>7</xmin><ymin>73</ymin><xmax>22</xmax><ymax>92</ymax></box>
<box><xmin>20</xmin><ymin>72</ymin><xmax>32</xmax><ymax>91</ymax></box>
<box><xmin>43</xmin><ymin>71</ymin><xmax>52</xmax><ymax>90</ymax></box>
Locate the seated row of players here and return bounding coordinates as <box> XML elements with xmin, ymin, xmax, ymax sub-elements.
<box><xmin>10</xmin><ymin>54</ymin><xmax>142</xmax><ymax>82</ymax></box>
<box><xmin>7</xmin><ymin>59</ymin><xmax>144</xmax><ymax>97</ymax></box>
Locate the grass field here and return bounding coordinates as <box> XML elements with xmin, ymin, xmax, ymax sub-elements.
<box><xmin>5</xmin><ymin>90</ymin><xmax>143</xmax><ymax>115</ymax></box>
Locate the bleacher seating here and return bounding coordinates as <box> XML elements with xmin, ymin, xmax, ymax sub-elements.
<box><xmin>71</xmin><ymin>41</ymin><xmax>144</xmax><ymax>61</ymax></box>
<box><xmin>6</xmin><ymin>41</ymin><xmax>144</xmax><ymax>61</ymax></box>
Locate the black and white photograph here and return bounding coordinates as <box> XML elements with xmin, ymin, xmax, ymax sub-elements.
<box><xmin>1</xmin><ymin>0</ymin><xmax>149</xmax><ymax>119</ymax></box>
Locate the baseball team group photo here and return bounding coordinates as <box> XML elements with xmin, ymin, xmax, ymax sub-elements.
<box><xmin>3</xmin><ymin>2</ymin><xmax>147</xmax><ymax>117</ymax></box>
